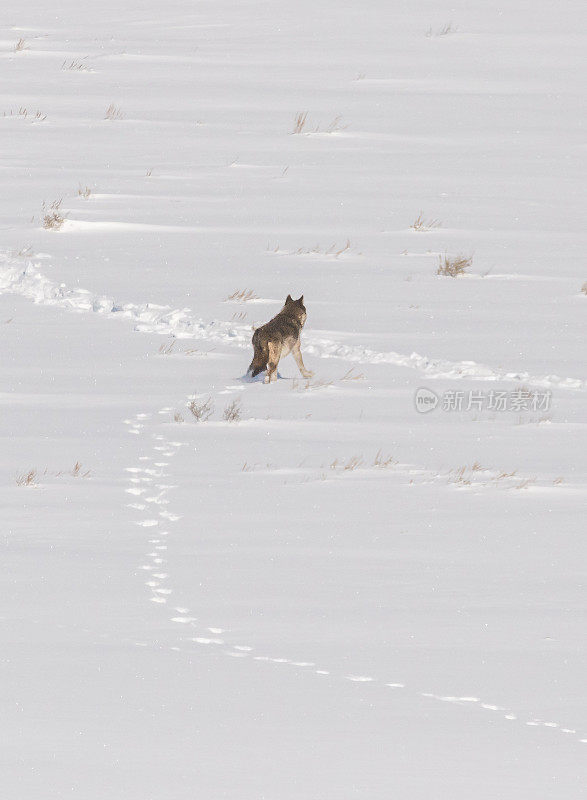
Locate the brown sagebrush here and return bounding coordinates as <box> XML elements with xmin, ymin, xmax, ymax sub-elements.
<box><xmin>42</xmin><ymin>199</ymin><xmax>65</xmax><ymax>230</ymax></box>
<box><xmin>187</xmin><ymin>396</ymin><xmax>213</xmax><ymax>421</ymax></box>
<box><xmin>222</xmin><ymin>399</ymin><xmax>242</xmax><ymax>422</ymax></box>
<box><xmin>437</xmin><ymin>253</ymin><xmax>472</xmax><ymax>277</ymax></box>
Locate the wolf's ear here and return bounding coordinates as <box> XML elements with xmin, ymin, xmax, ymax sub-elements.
<box><xmin>285</xmin><ymin>294</ymin><xmax>293</xmax><ymax>304</ymax></box>
<box><xmin>297</xmin><ymin>295</ymin><xmax>304</xmax><ymax>304</ymax></box>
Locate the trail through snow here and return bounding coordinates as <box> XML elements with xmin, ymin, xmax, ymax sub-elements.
<box><xmin>5</xmin><ymin>250</ymin><xmax>585</xmax><ymax>749</ymax></box>
<box><xmin>123</xmin><ymin>404</ymin><xmax>587</xmax><ymax>746</ymax></box>
<box><xmin>2</xmin><ymin>256</ymin><xmax>585</xmax><ymax>391</ymax></box>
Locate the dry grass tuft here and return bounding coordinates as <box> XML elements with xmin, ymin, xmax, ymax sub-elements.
<box><xmin>187</xmin><ymin>396</ymin><xmax>213</xmax><ymax>422</ymax></box>
<box><xmin>54</xmin><ymin>462</ymin><xmax>91</xmax><ymax>478</ymax></box>
<box><xmin>16</xmin><ymin>469</ymin><xmax>37</xmax><ymax>486</ymax></box>
<box><xmin>225</xmin><ymin>289</ymin><xmax>259</xmax><ymax>302</ymax></box>
<box><xmin>292</xmin><ymin>111</ymin><xmax>308</xmax><ymax>134</ymax></box>
<box><xmin>426</xmin><ymin>22</ymin><xmax>456</xmax><ymax>37</ymax></box>
<box><xmin>443</xmin><ymin>465</ymin><xmax>543</xmax><ymax>491</ymax></box>
<box><xmin>104</xmin><ymin>103</ymin><xmax>124</xmax><ymax>120</ymax></box>
<box><xmin>174</xmin><ymin>412</ymin><xmax>185</xmax><ymax>423</ymax></box>
<box><xmin>411</xmin><ymin>213</ymin><xmax>441</xmax><ymax>231</ymax></box>
<box><xmin>343</xmin><ymin>456</ymin><xmax>364</xmax><ymax>471</ymax></box>
<box><xmin>437</xmin><ymin>253</ymin><xmax>472</xmax><ymax>277</ymax></box>
<box><xmin>581</xmin><ymin>282</ymin><xmax>587</xmax><ymax>295</ymax></box>
<box><xmin>291</xmin><ymin>378</ymin><xmax>333</xmax><ymax>392</ymax></box>
<box><xmin>61</xmin><ymin>58</ymin><xmax>90</xmax><ymax>71</ymax></box>
<box><xmin>372</xmin><ymin>450</ymin><xmax>396</xmax><ymax>468</ymax></box>
<box><xmin>222</xmin><ymin>399</ymin><xmax>242</xmax><ymax>422</ymax></box>
<box><xmin>14</xmin><ymin>38</ymin><xmax>29</xmax><ymax>52</ymax></box>
<box><xmin>330</xmin><ymin>456</ymin><xmax>364</xmax><ymax>471</ymax></box>
<box><xmin>78</xmin><ymin>185</ymin><xmax>92</xmax><ymax>199</ymax></box>
<box><xmin>340</xmin><ymin>368</ymin><xmax>365</xmax><ymax>381</ymax></box>
<box><xmin>291</xmin><ymin>112</ymin><xmax>346</xmax><ymax>135</ymax></box>
<box><xmin>495</xmin><ymin>470</ymin><xmax>517</xmax><ymax>481</ymax></box>
<box><xmin>271</xmin><ymin>240</ymin><xmax>356</xmax><ymax>258</ymax></box>
<box><xmin>328</xmin><ymin>450</ymin><xmax>396</xmax><ymax>473</ymax></box>
<box><xmin>3</xmin><ymin>108</ymin><xmax>46</xmax><ymax>121</ymax></box>
<box><xmin>514</xmin><ymin>478</ymin><xmax>536</xmax><ymax>490</ymax></box>
<box><xmin>321</xmin><ymin>239</ymin><xmax>352</xmax><ymax>257</ymax></box>
<box><xmin>158</xmin><ymin>340</ymin><xmax>176</xmax><ymax>355</ymax></box>
<box><xmin>70</xmin><ymin>461</ymin><xmax>91</xmax><ymax>477</ymax></box>
<box><xmin>325</xmin><ymin>115</ymin><xmax>346</xmax><ymax>133</ymax></box>
<box><xmin>42</xmin><ymin>199</ymin><xmax>65</xmax><ymax>230</ymax></box>
<box><xmin>158</xmin><ymin>341</ymin><xmax>208</xmax><ymax>357</ymax></box>
<box><xmin>10</xmin><ymin>245</ymin><xmax>33</xmax><ymax>259</ymax></box>
<box><xmin>450</xmin><ymin>466</ymin><xmax>472</xmax><ymax>485</ymax></box>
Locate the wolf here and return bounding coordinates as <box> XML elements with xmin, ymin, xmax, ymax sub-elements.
<box><xmin>247</xmin><ymin>294</ymin><xmax>314</xmax><ymax>384</ymax></box>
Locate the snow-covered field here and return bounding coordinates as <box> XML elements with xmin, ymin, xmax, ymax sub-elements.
<box><xmin>1</xmin><ymin>1</ymin><xmax>586</xmax><ymax>796</ymax></box>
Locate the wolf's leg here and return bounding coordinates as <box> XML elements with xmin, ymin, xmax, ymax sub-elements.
<box><xmin>292</xmin><ymin>340</ymin><xmax>314</xmax><ymax>378</ymax></box>
<box><xmin>264</xmin><ymin>342</ymin><xmax>281</xmax><ymax>383</ymax></box>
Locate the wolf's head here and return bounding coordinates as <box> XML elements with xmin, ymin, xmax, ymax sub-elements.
<box><xmin>285</xmin><ymin>294</ymin><xmax>307</xmax><ymax>326</ymax></box>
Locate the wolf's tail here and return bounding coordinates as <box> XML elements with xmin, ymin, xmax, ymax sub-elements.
<box><xmin>248</xmin><ymin>330</ymin><xmax>268</xmax><ymax>377</ymax></box>
<box><xmin>249</xmin><ymin>362</ymin><xmax>266</xmax><ymax>377</ymax></box>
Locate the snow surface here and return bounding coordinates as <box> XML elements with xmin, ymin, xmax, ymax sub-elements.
<box><xmin>1</xmin><ymin>1</ymin><xmax>586</xmax><ymax>797</ymax></box>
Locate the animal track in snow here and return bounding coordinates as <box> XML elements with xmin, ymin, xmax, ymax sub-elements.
<box><xmin>2</xmin><ymin>248</ymin><xmax>579</xmax><ymax>752</ymax></box>
<box><xmin>120</xmin><ymin>397</ymin><xmax>587</xmax><ymax>747</ymax></box>
<box><xmin>2</xmin><ymin>256</ymin><xmax>585</xmax><ymax>391</ymax></box>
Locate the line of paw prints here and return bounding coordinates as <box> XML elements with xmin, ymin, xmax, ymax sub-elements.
<box><xmin>122</xmin><ymin>408</ymin><xmax>587</xmax><ymax>747</ymax></box>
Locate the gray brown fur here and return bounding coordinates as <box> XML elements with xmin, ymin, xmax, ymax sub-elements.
<box><xmin>248</xmin><ymin>295</ymin><xmax>313</xmax><ymax>383</ymax></box>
